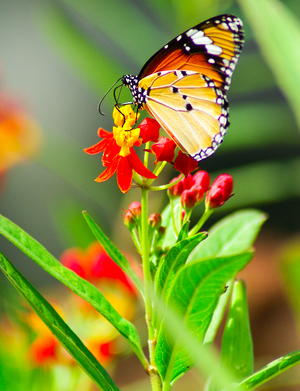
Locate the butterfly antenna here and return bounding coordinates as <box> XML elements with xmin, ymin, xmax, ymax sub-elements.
<box><xmin>98</xmin><ymin>76</ymin><xmax>123</xmax><ymax>115</ymax></box>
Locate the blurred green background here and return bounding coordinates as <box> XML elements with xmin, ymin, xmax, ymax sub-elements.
<box><xmin>1</xmin><ymin>0</ymin><xmax>300</xmax><ymax>388</ymax></box>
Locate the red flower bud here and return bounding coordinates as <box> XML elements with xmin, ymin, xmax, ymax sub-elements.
<box><xmin>191</xmin><ymin>185</ymin><xmax>205</xmax><ymax>203</ymax></box>
<box><xmin>206</xmin><ymin>174</ymin><xmax>233</xmax><ymax>209</ymax></box>
<box><xmin>139</xmin><ymin>118</ymin><xmax>160</xmax><ymax>143</ymax></box>
<box><xmin>123</xmin><ymin>210</ymin><xmax>136</xmax><ymax>230</ymax></box>
<box><xmin>181</xmin><ymin>173</ymin><xmax>194</xmax><ymax>190</ymax></box>
<box><xmin>181</xmin><ymin>189</ymin><xmax>197</xmax><ymax>211</ymax></box>
<box><xmin>168</xmin><ymin>176</ymin><xmax>184</xmax><ymax>198</ymax></box>
<box><xmin>148</xmin><ymin>213</ymin><xmax>162</xmax><ymax>229</ymax></box>
<box><xmin>151</xmin><ymin>137</ymin><xmax>176</xmax><ymax>163</ymax></box>
<box><xmin>192</xmin><ymin>171</ymin><xmax>210</xmax><ymax>192</ymax></box>
<box><xmin>174</xmin><ymin>150</ymin><xmax>198</xmax><ymax>176</ymax></box>
<box><xmin>128</xmin><ymin>201</ymin><xmax>141</xmax><ymax>219</ymax></box>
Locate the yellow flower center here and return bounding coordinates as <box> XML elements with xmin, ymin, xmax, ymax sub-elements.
<box><xmin>112</xmin><ymin>105</ymin><xmax>141</xmax><ymax>157</ymax></box>
<box><xmin>113</xmin><ymin>126</ymin><xmax>140</xmax><ymax>157</ymax></box>
<box><xmin>113</xmin><ymin>105</ymin><xmax>140</xmax><ymax>129</ymax></box>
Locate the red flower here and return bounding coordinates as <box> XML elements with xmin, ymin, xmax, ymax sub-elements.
<box><xmin>29</xmin><ymin>334</ymin><xmax>58</xmax><ymax>366</ymax></box>
<box><xmin>61</xmin><ymin>242</ymin><xmax>136</xmax><ymax>294</ymax></box>
<box><xmin>174</xmin><ymin>150</ymin><xmax>198</xmax><ymax>176</ymax></box>
<box><xmin>139</xmin><ymin>118</ymin><xmax>160</xmax><ymax>143</ymax></box>
<box><xmin>151</xmin><ymin>137</ymin><xmax>176</xmax><ymax>164</ymax></box>
<box><xmin>206</xmin><ymin>174</ymin><xmax>233</xmax><ymax>209</ymax></box>
<box><xmin>84</xmin><ymin>106</ymin><xmax>156</xmax><ymax>193</ymax></box>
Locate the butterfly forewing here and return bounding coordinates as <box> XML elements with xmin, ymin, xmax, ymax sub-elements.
<box><xmin>138</xmin><ymin>14</ymin><xmax>243</xmax><ymax>91</ymax></box>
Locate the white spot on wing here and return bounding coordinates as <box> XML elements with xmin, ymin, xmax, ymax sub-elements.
<box><xmin>205</xmin><ymin>44</ymin><xmax>223</xmax><ymax>55</ymax></box>
<box><xmin>192</xmin><ymin>35</ymin><xmax>213</xmax><ymax>45</ymax></box>
<box><xmin>186</xmin><ymin>29</ymin><xmax>197</xmax><ymax>37</ymax></box>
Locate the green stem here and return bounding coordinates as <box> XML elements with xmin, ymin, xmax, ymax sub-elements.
<box><xmin>188</xmin><ymin>207</ymin><xmax>214</xmax><ymax>237</ymax></box>
<box><xmin>170</xmin><ymin>198</ymin><xmax>178</xmax><ymax>237</ymax></box>
<box><xmin>129</xmin><ymin>228</ymin><xmax>142</xmax><ymax>254</ymax></box>
<box><xmin>141</xmin><ymin>187</ymin><xmax>162</xmax><ymax>391</ymax></box>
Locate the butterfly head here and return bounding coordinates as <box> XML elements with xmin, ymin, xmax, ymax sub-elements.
<box><xmin>122</xmin><ymin>75</ymin><xmax>148</xmax><ymax>109</ymax></box>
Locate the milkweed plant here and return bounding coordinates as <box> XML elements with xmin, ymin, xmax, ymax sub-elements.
<box><xmin>1</xmin><ymin>105</ymin><xmax>300</xmax><ymax>391</ymax></box>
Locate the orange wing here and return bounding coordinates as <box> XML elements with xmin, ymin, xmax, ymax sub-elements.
<box><xmin>139</xmin><ymin>15</ymin><xmax>244</xmax><ymax>92</ymax></box>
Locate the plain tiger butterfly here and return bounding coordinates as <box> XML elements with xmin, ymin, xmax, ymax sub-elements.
<box><xmin>104</xmin><ymin>15</ymin><xmax>244</xmax><ymax>162</ymax></box>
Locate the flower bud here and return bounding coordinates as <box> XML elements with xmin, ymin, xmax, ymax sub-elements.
<box><xmin>181</xmin><ymin>189</ymin><xmax>197</xmax><ymax>211</ymax></box>
<box><xmin>123</xmin><ymin>210</ymin><xmax>136</xmax><ymax>230</ymax></box>
<box><xmin>174</xmin><ymin>150</ymin><xmax>198</xmax><ymax>176</ymax></box>
<box><xmin>181</xmin><ymin>173</ymin><xmax>194</xmax><ymax>190</ymax></box>
<box><xmin>128</xmin><ymin>201</ymin><xmax>141</xmax><ymax>219</ymax></box>
<box><xmin>168</xmin><ymin>176</ymin><xmax>184</xmax><ymax>198</ymax></box>
<box><xmin>191</xmin><ymin>185</ymin><xmax>205</xmax><ymax>203</ymax></box>
<box><xmin>192</xmin><ymin>171</ymin><xmax>210</xmax><ymax>192</ymax></box>
<box><xmin>206</xmin><ymin>174</ymin><xmax>233</xmax><ymax>209</ymax></box>
<box><xmin>148</xmin><ymin>213</ymin><xmax>162</xmax><ymax>229</ymax></box>
<box><xmin>151</xmin><ymin>137</ymin><xmax>176</xmax><ymax>163</ymax></box>
<box><xmin>139</xmin><ymin>118</ymin><xmax>160</xmax><ymax>143</ymax></box>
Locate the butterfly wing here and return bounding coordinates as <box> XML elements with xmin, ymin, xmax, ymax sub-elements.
<box><xmin>139</xmin><ymin>14</ymin><xmax>244</xmax><ymax>92</ymax></box>
<box><xmin>140</xmin><ymin>70</ymin><xmax>228</xmax><ymax>160</ymax></box>
<box><xmin>123</xmin><ymin>14</ymin><xmax>244</xmax><ymax>161</ymax></box>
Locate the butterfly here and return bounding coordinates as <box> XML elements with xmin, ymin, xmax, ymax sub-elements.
<box><xmin>107</xmin><ymin>15</ymin><xmax>244</xmax><ymax>161</ymax></box>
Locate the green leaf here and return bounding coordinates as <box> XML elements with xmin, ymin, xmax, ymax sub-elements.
<box><xmin>188</xmin><ymin>209</ymin><xmax>266</xmax><ymax>262</ymax></box>
<box><xmin>0</xmin><ymin>252</ymin><xmax>120</xmax><ymax>391</ymax></box>
<box><xmin>0</xmin><ymin>213</ymin><xmax>147</xmax><ymax>369</ymax></box>
<box><xmin>155</xmin><ymin>252</ymin><xmax>253</xmax><ymax>383</ymax></box>
<box><xmin>221</xmin><ymin>280</ymin><xmax>253</xmax><ymax>377</ymax></box>
<box><xmin>82</xmin><ymin>211</ymin><xmax>144</xmax><ymax>296</ymax></box>
<box><xmin>158</xmin><ymin>198</ymin><xmax>181</xmax><ymax>250</ymax></box>
<box><xmin>237</xmin><ymin>0</ymin><xmax>300</xmax><ymax>130</ymax></box>
<box><xmin>230</xmin><ymin>349</ymin><xmax>300</xmax><ymax>390</ymax></box>
<box><xmin>207</xmin><ymin>280</ymin><xmax>253</xmax><ymax>390</ymax></box>
<box><xmin>203</xmin><ymin>280</ymin><xmax>233</xmax><ymax>346</ymax></box>
<box><xmin>176</xmin><ymin>222</ymin><xmax>190</xmax><ymax>242</ymax></box>
<box><xmin>155</xmin><ymin>232</ymin><xmax>207</xmax><ymax>300</ymax></box>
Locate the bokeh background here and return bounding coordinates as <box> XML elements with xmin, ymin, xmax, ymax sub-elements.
<box><xmin>1</xmin><ymin>0</ymin><xmax>300</xmax><ymax>389</ymax></box>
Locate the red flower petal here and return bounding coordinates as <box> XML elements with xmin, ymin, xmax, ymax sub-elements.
<box><xmin>84</xmin><ymin>137</ymin><xmax>110</xmax><ymax>155</ymax></box>
<box><xmin>98</xmin><ymin>128</ymin><xmax>112</xmax><ymax>138</ymax></box>
<box><xmin>128</xmin><ymin>148</ymin><xmax>157</xmax><ymax>179</ymax></box>
<box><xmin>102</xmin><ymin>138</ymin><xmax>120</xmax><ymax>166</ymax></box>
<box><xmin>95</xmin><ymin>154</ymin><xmax>121</xmax><ymax>182</ymax></box>
<box><xmin>117</xmin><ymin>156</ymin><xmax>133</xmax><ymax>193</ymax></box>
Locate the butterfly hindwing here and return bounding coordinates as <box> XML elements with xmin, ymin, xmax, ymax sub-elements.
<box><xmin>140</xmin><ymin>70</ymin><xmax>228</xmax><ymax>160</ymax></box>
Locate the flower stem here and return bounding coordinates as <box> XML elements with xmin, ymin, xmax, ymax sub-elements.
<box><xmin>141</xmin><ymin>187</ymin><xmax>162</xmax><ymax>391</ymax></box>
<box><xmin>188</xmin><ymin>207</ymin><xmax>214</xmax><ymax>237</ymax></box>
